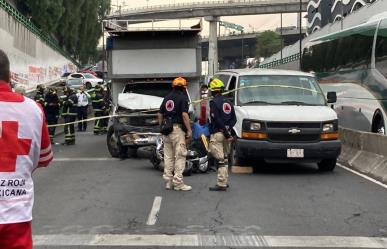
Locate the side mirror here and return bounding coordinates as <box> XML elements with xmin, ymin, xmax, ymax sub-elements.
<box><xmin>327</xmin><ymin>92</ymin><xmax>337</xmax><ymax>103</ymax></box>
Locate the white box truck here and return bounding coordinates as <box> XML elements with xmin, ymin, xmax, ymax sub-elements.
<box><xmin>105</xmin><ymin>20</ymin><xmax>202</xmax><ymax>158</ymax></box>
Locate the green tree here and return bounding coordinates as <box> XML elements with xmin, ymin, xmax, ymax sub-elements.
<box><xmin>256</xmin><ymin>30</ymin><xmax>282</xmax><ymax>59</ymax></box>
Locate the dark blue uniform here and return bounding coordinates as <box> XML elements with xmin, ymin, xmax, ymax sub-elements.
<box><xmin>159</xmin><ymin>90</ymin><xmax>189</xmax><ymax>126</ymax></box>
<box><xmin>209</xmin><ymin>94</ymin><xmax>236</xmax><ymax>138</ymax></box>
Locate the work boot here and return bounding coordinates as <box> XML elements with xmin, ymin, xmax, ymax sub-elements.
<box><xmin>174</xmin><ymin>184</ymin><xmax>192</xmax><ymax>191</ymax></box>
<box><xmin>209</xmin><ymin>185</ymin><xmax>227</xmax><ymax>191</ymax></box>
<box><xmin>165</xmin><ymin>181</ymin><xmax>173</xmax><ymax>190</ymax></box>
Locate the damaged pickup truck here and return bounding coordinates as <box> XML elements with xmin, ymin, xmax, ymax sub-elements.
<box><xmin>107</xmin><ymin>82</ymin><xmax>169</xmax><ymax>158</ymax></box>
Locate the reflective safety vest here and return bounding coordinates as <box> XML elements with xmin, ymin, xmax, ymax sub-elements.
<box><xmin>0</xmin><ymin>82</ymin><xmax>53</xmax><ymax>224</ymax></box>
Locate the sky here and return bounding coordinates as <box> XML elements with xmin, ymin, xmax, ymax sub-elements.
<box><xmin>110</xmin><ymin>0</ymin><xmax>306</xmax><ymax>35</ymax></box>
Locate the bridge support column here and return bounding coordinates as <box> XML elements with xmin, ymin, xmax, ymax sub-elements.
<box><xmin>205</xmin><ymin>16</ymin><xmax>219</xmax><ymax>76</ymax></box>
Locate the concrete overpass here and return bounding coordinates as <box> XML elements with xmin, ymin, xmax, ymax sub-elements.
<box><xmin>106</xmin><ymin>0</ymin><xmax>308</xmax><ymax>75</ymax></box>
<box><xmin>107</xmin><ymin>0</ymin><xmax>308</xmax><ymax>20</ymax></box>
<box><xmin>201</xmin><ymin>28</ymin><xmax>306</xmax><ymax>69</ymax></box>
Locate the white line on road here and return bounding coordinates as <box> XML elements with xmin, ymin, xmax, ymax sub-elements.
<box><xmin>33</xmin><ymin>234</ymin><xmax>387</xmax><ymax>247</ymax></box>
<box><xmin>146</xmin><ymin>196</ymin><xmax>162</xmax><ymax>225</ymax></box>
<box><xmin>338</xmin><ymin>163</ymin><xmax>387</xmax><ymax>190</ymax></box>
<box><xmin>53</xmin><ymin>158</ymin><xmax>119</xmax><ymax>162</ymax></box>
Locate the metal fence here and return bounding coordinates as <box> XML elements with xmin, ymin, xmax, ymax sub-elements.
<box><xmin>258</xmin><ymin>53</ymin><xmax>300</xmax><ymax>69</ymax></box>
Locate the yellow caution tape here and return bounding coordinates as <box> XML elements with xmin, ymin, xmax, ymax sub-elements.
<box><xmin>47</xmin><ymin>84</ymin><xmax>322</xmax><ymax>128</ymax></box>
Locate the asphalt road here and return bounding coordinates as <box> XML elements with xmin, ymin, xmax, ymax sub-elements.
<box><xmin>32</xmin><ymin>128</ymin><xmax>387</xmax><ymax>248</ymax></box>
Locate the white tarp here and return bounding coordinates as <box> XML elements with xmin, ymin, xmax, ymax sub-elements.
<box><xmin>112</xmin><ymin>49</ymin><xmax>197</xmax><ymax>75</ymax></box>
<box><xmin>118</xmin><ymin>93</ymin><xmax>163</xmax><ymax>110</ymax></box>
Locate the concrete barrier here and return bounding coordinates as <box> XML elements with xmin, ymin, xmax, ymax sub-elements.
<box><xmin>339</xmin><ymin>127</ymin><xmax>387</xmax><ymax>184</ymax></box>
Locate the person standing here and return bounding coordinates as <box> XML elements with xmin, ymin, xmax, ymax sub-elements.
<box><xmin>91</xmin><ymin>85</ymin><xmax>105</xmax><ymax>135</ymax></box>
<box><xmin>34</xmin><ymin>84</ymin><xmax>46</xmax><ymax>107</ymax></box>
<box><xmin>62</xmin><ymin>87</ymin><xmax>78</xmax><ymax>145</ymax></box>
<box><xmin>0</xmin><ymin>49</ymin><xmax>53</xmax><ymax>249</ymax></box>
<box><xmin>158</xmin><ymin>77</ymin><xmax>192</xmax><ymax>191</ymax></box>
<box><xmin>208</xmin><ymin>78</ymin><xmax>237</xmax><ymax>191</ymax></box>
<box><xmin>76</xmin><ymin>85</ymin><xmax>90</xmax><ymax>132</ymax></box>
<box><xmin>44</xmin><ymin>87</ymin><xmax>60</xmax><ymax>142</ymax></box>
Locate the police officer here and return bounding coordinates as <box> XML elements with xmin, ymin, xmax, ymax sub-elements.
<box><xmin>44</xmin><ymin>87</ymin><xmax>60</xmax><ymax>142</ymax></box>
<box><xmin>34</xmin><ymin>84</ymin><xmax>46</xmax><ymax>107</ymax></box>
<box><xmin>208</xmin><ymin>78</ymin><xmax>236</xmax><ymax>191</ymax></box>
<box><xmin>62</xmin><ymin>87</ymin><xmax>78</xmax><ymax>145</ymax></box>
<box><xmin>76</xmin><ymin>85</ymin><xmax>91</xmax><ymax>132</ymax></box>
<box><xmin>91</xmin><ymin>85</ymin><xmax>105</xmax><ymax>135</ymax></box>
<box><xmin>158</xmin><ymin>77</ymin><xmax>192</xmax><ymax>191</ymax></box>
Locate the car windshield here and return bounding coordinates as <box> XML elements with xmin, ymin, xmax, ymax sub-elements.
<box><xmin>123</xmin><ymin>83</ymin><xmax>174</xmax><ymax>98</ymax></box>
<box><xmin>237</xmin><ymin>75</ymin><xmax>326</xmax><ymax>106</ymax></box>
<box><xmin>83</xmin><ymin>73</ymin><xmax>96</xmax><ymax>79</ymax></box>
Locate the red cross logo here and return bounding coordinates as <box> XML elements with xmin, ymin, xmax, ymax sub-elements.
<box><xmin>0</xmin><ymin>121</ymin><xmax>32</xmax><ymax>172</ymax></box>
<box><xmin>166</xmin><ymin>100</ymin><xmax>175</xmax><ymax>112</ymax></box>
<box><xmin>223</xmin><ymin>103</ymin><xmax>232</xmax><ymax>114</ymax></box>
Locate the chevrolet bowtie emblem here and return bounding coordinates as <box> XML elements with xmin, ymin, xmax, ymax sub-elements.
<box><xmin>288</xmin><ymin>128</ymin><xmax>301</xmax><ymax>134</ymax></box>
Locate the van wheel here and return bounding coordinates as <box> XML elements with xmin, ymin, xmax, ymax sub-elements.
<box><xmin>107</xmin><ymin>126</ymin><xmax>128</xmax><ymax>158</ymax></box>
<box><xmin>372</xmin><ymin>111</ymin><xmax>385</xmax><ymax>134</ymax></box>
<box><xmin>229</xmin><ymin>141</ymin><xmax>245</xmax><ymax>167</ymax></box>
<box><xmin>318</xmin><ymin>159</ymin><xmax>337</xmax><ymax>172</ymax></box>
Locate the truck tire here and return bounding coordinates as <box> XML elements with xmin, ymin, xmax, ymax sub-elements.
<box><xmin>127</xmin><ymin>147</ymin><xmax>138</xmax><ymax>158</ymax></box>
<box><xmin>107</xmin><ymin>126</ymin><xmax>128</xmax><ymax>158</ymax></box>
<box><xmin>229</xmin><ymin>140</ymin><xmax>245</xmax><ymax>167</ymax></box>
<box><xmin>318</xmin><ymin>159</ymin><xmax>337</xmax><ymax>172</ymax></box>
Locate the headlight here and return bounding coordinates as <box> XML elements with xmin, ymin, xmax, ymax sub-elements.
<box><xmin>322</xmin><ymin>121</ymin><xmax>338</xmax><ymax>132</ymax></box>
<box><xmin>322</xmin><ymin>123</ymin><xmax>334</xmax><ymax>132</ymax></box>
<box><xmin>250</xmin><ymin>122</ymin><xmax>262</xmax><ymax>131</ymax></box>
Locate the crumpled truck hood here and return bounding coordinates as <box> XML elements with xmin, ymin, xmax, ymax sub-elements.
<box><xmin>118</xmin><ymin>93</ymin><xmax>163</xmax><ymax>110</ymax></box>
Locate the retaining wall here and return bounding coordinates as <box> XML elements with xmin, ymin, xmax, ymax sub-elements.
<box><xmin>339</xmin><ymin>127</ymin><xmax>387</xmax><ymax>184</ymax></box>
<box><xmin>0</xmin><ymin>0</ymin><xmax>77</xmax><ymax>91</ymax></box>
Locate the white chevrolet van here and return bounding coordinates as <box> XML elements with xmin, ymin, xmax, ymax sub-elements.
<box><xmin>214</xmin><ymin>69</ymin><xmax>341</xmax><ymax>171</ymax></box>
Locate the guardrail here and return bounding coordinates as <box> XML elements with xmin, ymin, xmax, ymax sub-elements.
<box><xmin>0</xmin><ymin>0</ymin><xmax>80</xmax><ymax>67</ymax></box>
<box><xmin>339</xmin><ymin>127</ymin><xmax>387</xmax><ymax>184</ymax></box>
<box><xmin>258</xmin><ymin>53</ymin><xmax>300</xmax><ymax>69</ymax></box>
<box><xmin>110</xmin><ymin>0</ymin><xmax>308</xmax><ymax>16</ymax></box>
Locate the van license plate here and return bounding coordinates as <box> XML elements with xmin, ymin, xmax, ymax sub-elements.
<box><xmin>287</xmin><ymin>149</ymin><xmax>304</xmax><ymax>158</ymax></box>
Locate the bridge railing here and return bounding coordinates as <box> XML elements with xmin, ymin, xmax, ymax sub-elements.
<box><xmin>110</xmin><ymin>0</ymin><xmax>308</xmax><ymax>16</ymax></box>
<box><xmin>258</xmin><ymin>53</ymin><xmax>300</xmax><ymax>69</ymax></box>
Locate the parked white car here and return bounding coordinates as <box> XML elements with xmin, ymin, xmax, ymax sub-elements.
<box><xmin>67</xmin><ymin>73</ymin><xmax>103</xmax><ymax>89</ymax></box>
<box><xmin>214</xmin><ymin>69</ymin><xmax>341</xmax><ymax>171</ymax></box>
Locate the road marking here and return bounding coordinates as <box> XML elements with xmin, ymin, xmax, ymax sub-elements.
<box><xmin>53</xmin><ymin>158</ymin><xmax>119</xmax><ymax>162</ymax></box>
<box><xmin>33</xmin><ymin>235</ymin><xmax>387</xmax><ymax>247</ymax></box>
<box><xmin>146</xmin><ymin>196</ymin><xmax>162</xmax><ymax>225</ymax></box>
<box><xmin>338</xmin><ymin>163</ymin><xmax>387</xmax><ymax>190</ymax></box>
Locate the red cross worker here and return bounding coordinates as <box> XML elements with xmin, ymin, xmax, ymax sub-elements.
<box><xmin>0</xmin><ymin>50</ymin><xmax>53</xmax><ymax>249</ymax></box>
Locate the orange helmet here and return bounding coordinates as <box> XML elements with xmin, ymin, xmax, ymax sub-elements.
<box><xmin>172</xmin><ymin>77</ymin><xmax>187</xmax><ymax>88</ymax></box>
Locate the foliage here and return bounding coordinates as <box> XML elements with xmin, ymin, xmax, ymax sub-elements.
<box><xmin>256</xmin><ymin>30</ymin><xmax>282</xmax><ymax>59</ymax></box>
<box><xmin>16</xmin><ymin>0</ymin><xmax>111</xmax><ymax>65</ymax></box>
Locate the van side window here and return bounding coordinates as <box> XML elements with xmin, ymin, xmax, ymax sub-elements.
<box><xmin>376</xmin><ymin>19</ymin><xmax>387</xmax><ymax>79</ymax></box>
<box><xmin>214</xmin><ymin>74</ymin><xmax>230</xmax><ymax>86</ymax></box>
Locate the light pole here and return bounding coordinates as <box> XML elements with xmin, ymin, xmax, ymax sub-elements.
<box><xmin>299</xmin><ymin>0</ymin><xmax>302</xmax><ymax>70</ymax></box>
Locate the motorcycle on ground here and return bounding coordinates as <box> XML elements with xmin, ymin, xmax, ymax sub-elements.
<box><xmin>150</xmin><ymin>136</ymin><xmax>209</xmax><ymax>176</ymax></box>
